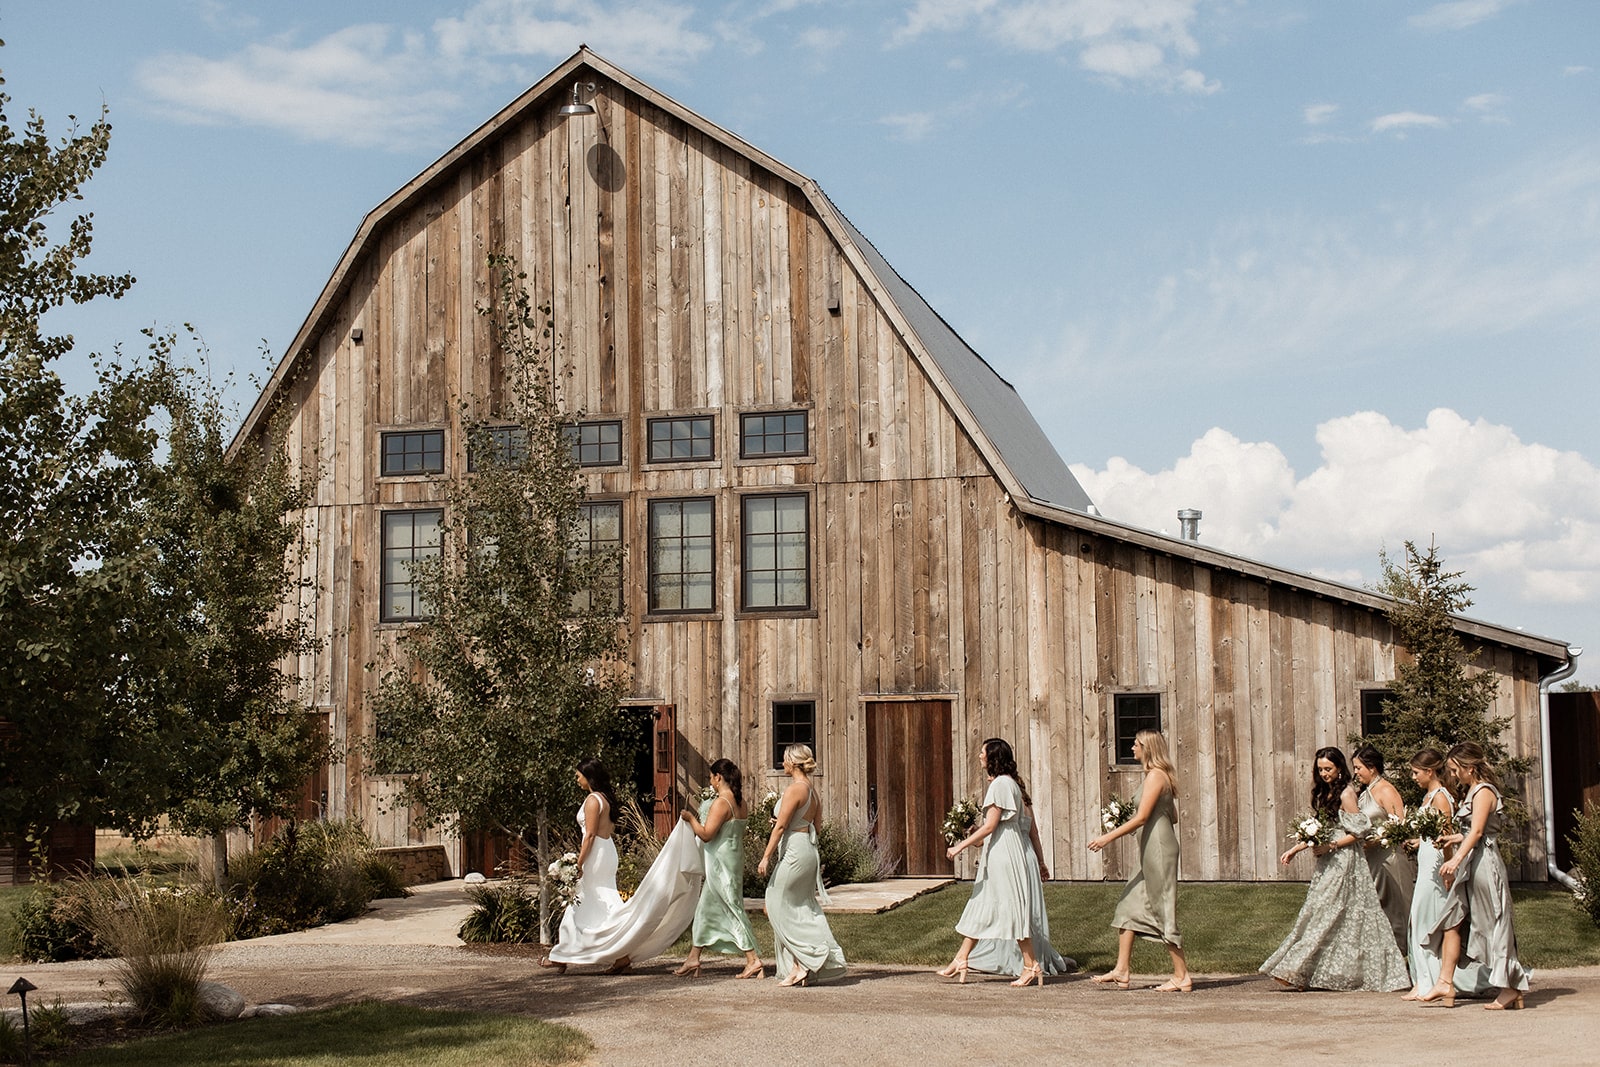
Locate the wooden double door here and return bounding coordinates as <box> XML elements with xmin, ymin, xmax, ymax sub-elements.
<box><xmin>865</xmin><ymin>699</ymin><xmax>954</xmax><ymax>876</ymax></box>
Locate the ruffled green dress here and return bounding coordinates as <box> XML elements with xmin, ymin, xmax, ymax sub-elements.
<box><xmin>691</xmin><ymin>796</ymin><xmax>757</xmax><ymax>955</ymax></box>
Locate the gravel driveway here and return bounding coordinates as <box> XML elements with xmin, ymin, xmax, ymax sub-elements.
<box><xmin>9</xmin><ymin>881</ymin><xmax>1596</xmax><ymax>1066</ymax></box>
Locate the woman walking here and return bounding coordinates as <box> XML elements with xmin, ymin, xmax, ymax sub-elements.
<box><xmin>542</xmin><ymin>759</ymin><xmax>632</xmax><ymax>974</ymax></box>
<box><xmin>1420</xmin><ymin>742</ymin><xmax>1530</xmax><ymax>1010</ymax></box>
<box><xmin>759</xmin><ymin>744</ymin><xmax>847</xmax><ymax>986</ymax></box>
<box><xmin>1402</xmin><ymin>747</ymin><xmax>1489</xmax><ymax>1000</ymax></box>
<box><xmin>938</xmin><ymin>737</ymin><xmax>1067</xmax><ymax>987</ymax></box>
<box><xmin>1087</xmin><ymin>729</ymin><xmax>1190</xmax><ymax>991</ymax></box>
<box><xmin>1351</xmin><ymin>743</ymin><xmax>1415</xmax><ymax>953</ymax></box>
<box><xmin>678</xmin><ymin>758</ymin><xmax>764</xmax><ymax>979</ymax></box>
<box><xmin>1259</xmin><ymin>747</ymin><xmax>1410</xmax><ymax>992</ymax></box>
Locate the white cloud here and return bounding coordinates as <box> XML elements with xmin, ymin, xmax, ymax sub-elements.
<box><xmin>1070</xmin><ymin>409</ymin><xmax>1600</xmax><ymax>612</ymax></box>
<box><xmin>1302</xmin><ymin>103</ymin><xmax>1338</xmax><ymax>126</ymax></box>
<box><xmin>1463</xmin><ymin>92</ymin><xmax>1509</xmax><ymax>123</ymax></box>
<box><xmin>1032</xmin><ymin>148</ymin><xmax>1600</xmax><ymax>390</ymax></box>
<box><xmin>1565</xmin><ymin>65</ymin><xmax>1593</xmax><ymax>77</ymax></box>
<box><xmin>137</xmin><ymin>1</ymin><xmax>713</xmax><ymax>150</ymax></box>
<box><xmin>1409</xmin><ymin>0</ymin><xmax>1524</xmax><ymax>32</ymax></box>
<box><xmin>1370</xmin><ymin>111</ymin><xmax>1448</xmax><ymax>135</ymax></box>
<box><xmin>137</xmin><ymin>25</ymin><xmax>457</xmax><ymax>150</ymax></box>
<box><xmin>434</xmin><ymin>0</ymin><xmax>711</xmax><ymax>74</ymax></box>
<box><xmin>893</xmin><ymin>0</ymin><xmax>1219</xmax><ymax>94</ymax></box>
<box><xmin>879</xmin><ymin>111</ymin><xmax>938</xmax><ymax>141</ymax></box>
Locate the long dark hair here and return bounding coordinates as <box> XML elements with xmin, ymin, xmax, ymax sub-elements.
<box><xmin>578</xmin><ymin>758</ymin><xmax>618</xmax><ymax>820</ymax></box>
<box><xmin>709</xmin><ymin>757</ymin><xmax>744</xmax><ymax>808</ymax></box>
<box><xmin>982</xmin><ymin>737</ymin><xmax>1032</xmax><ymax>807</ymax></box>
<box><xmin>1351</xmin><ymin>743</ymin><xmax>1385</xmax><ymax>777</ymax></box>
<box><xmin>1310</xmin><ymin>747</ymin><xmax>1350</xmax><ymax>817</ymax></box>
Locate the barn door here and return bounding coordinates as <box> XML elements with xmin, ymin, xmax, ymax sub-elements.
<box><xmin>865</xmin><ymin>699</ymin><xmax>953</xmax><ymax>876</ymax></box>
<box><xmin>651</xmin><ymin>704</ymin><xmax>677</xmax><ymax>838</ymax></box>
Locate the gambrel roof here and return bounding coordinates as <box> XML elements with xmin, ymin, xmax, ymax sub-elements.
<box><xmin>234</xmin><ymin>47</ymin><xmax>1570</xmax><ymax>671</ymax></box>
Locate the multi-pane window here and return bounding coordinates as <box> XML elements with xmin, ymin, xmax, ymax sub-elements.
<box><xmin>1360</xmin><ymin>689</ymin><xmax>1391</xmax><ymax>736</ymax></box>
<box><xmin>466</xmin><ymin>426</ymin><xmax>528</xmax><ymax>472</ymax></box>
<box><xmin>647</xmin><ymin>416</ymin><xmax>714</xmax><ymax>463</ymax></box>
<box><xmin>568</xmin><ymin>420</ymin><xmax>623</xmax><ymax>467</ymax></box>
<box><xmin>571</xmin><ymin>501</ymin><xmax>624</xmax><ymax>613</ymax></box>
<box><xmin>380</xmin><ymin>510</ymin><xmax>443</xmax><ymax>621</ymax></box>
<box><xmin>772</xmin><ymin>701</ymin><xmax>817</xmax><ymax>769</ymax></box>
<box><xmin>741</xmin><ymin>493</ymin><xmax>810</xmax><ymax>610</ymax></box>
<box><xmin>647</xmin><ymin>499</ymin><xmax>714</xmax><ymax>613</ymax></box>
<box><xmin>740</xmin><ymin>411</ymin><xmax>808</xmax><ymax>458</ymax></box>
<box><xmin>1112</xmin><ymin>693</ymin><xmax>1162</xmax><ymax>765</ymax></box>
<box><xmin>380</xmin><ymin>430</ymin><xmax>445</xmax><ymax>476</ymax></box>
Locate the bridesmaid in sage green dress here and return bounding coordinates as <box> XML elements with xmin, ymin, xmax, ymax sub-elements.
<box><xmin>1086</xmin><ymin>729</ymin><xmax>1190</xmax><ymax>991</ymax></box>
<box><xmin>1351</xmin><ymin>744</ymin><xmax>1416</xmax><ymax>954</ymax></box>
<box><xmin>677</xmin><ymin>758</ymin><xmax>764</xmax><ymax>979</ymax></box>
<box><xmin>758</xmin><ymin>743</ymin><xmax>847</xmax><ymax>987</ymax></box>
<box><xmin>1421</xmin><ymin>741</ymin><xmax>1531</xmax><ymax>1011</ymax></box>
<box><xmin>938</xmin><ymin>738</ymin><xmax>1054</xmax><ymax>988</ymax></box>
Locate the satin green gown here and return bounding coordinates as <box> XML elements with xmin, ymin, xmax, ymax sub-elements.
<box><xmin>1358</xmin><ymin>782</ymin><xmax>1415</xmax><ymax>953</ymax></box>
<box><xmin>691</xmin><ymin>796</ymin><xmax>757</xmax><ymax>955</ymax></box>
<box><xmin>1110</xmin><ymin>788</ymin><xmax>1182</xmax><ymax>946</ymax></box>
<box><xmin>764</xmin><ymin>785</ymin><xmax>847</xmax><ymax>983</ymax></box>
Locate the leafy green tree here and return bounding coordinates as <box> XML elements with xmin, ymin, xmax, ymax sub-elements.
<box><xmin>1355</xmin><ymin>540</ymin><xmax>1528</xmax><ymax>812</ymax></box>
<box><xmin>369</xmin><ymin>257</ymin><xmax>630</xmax><ymax>939</ymax></box>
<box><xmin>135</xmin><ymin>332</ymin><xmax>326</xmax><ymax>885</ymax></box>
<box><xmin>0</xmin><ymin>55</ymin><xmax>170</xmax><ymax>849</ymax></box>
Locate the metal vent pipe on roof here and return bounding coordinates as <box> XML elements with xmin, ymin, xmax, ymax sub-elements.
<box><xmin>1177</xmin><ymin>509</ymin><xmax>1202</xmax><ymax>542</ymax></box>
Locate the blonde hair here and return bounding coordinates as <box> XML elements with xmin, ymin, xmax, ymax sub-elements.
<box><xmin>1137</xmin><ymin>729</ymin><xmax>1178</xmax><ymax>797</ymax></box>
<box><xmin>783</xmin><ymin>743</ymin><xmax>817</xmax><ymax>775</ymax></box>
<box><xmin>1446</xmin><ymin>741</ymin><xmax>1500</xmax><ymax>790</ymax></box>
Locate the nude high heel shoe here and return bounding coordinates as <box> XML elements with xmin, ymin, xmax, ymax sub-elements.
<box><xmin>1484</xmin><ymin>993</ymin><xmax>1524</xmax><ymax>1011</ymax></box>
<box><xmin>1011</xmin><ymin>963</ymin><xmax>1044</xmax><ymax>988</ymax></box>
<box><xmin>1417</xmin><ymin>981</ymin><xmax>1456</xmax><ymax>1008</ymax></box>
<box><xmin>936</xmin><ymin>959</ymin><xmax>971</xmax><ymax>983</ymax></box>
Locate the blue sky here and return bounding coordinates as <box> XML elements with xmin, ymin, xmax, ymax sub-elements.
<box><xmin>5</xmin><ymin>1</ymin><xmax>1597</xmax><ymax>680</ymax></box>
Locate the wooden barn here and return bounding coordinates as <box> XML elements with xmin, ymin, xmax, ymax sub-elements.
<box><xmin>233</xmin><ymin>48</ymin><xmax>1574</xmax><ymax>883</ymax></box>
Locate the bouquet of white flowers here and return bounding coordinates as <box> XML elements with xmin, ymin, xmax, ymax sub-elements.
<box><xmin>1100</xmin><ymin>794</ymin><xmax>1136</xmax><ymax>833</ymax></box>
<box><xmin>544</xmin><ymin>851</ymin><xmax>581</xmax><ymax>906</ymax></box>
<box><xmin>942</xmin><ymin>796</ymin><xmax>981</xmax><ymax>846</ymax></box>
<box><xmin>1288</xmin><ymin>812</ymin><xmax>1335</xmax><ymax>847</ymax></box>
<box><xmin>1408</xmin><ymin>804</ymin><xmax>1450</xmax><ymax>845</ymax></box>
<box><xmin>1369</xmin><ymin>813</ymin><xmax>1410</xmax><ymax>850</ymax></box>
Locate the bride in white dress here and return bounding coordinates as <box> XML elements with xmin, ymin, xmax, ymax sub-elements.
<box><xmin>541</xmin><ymin>758</ymin><xmax>705</xmax><ymax>973</ymax></box>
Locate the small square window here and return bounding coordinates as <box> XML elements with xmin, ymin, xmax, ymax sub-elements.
<box><xmin>381</xmin><ymin>430</ymin><xmax>445</xmax><ymax>476</ymax></box>
<box><xmin>1112</xmin><ymin>693</ymin><xmax>1162</xmax><ymax>765</ymax></box>
<box><xmin>1360</xmin><ymin>689</ymin><xmax>1391</xmax><ymax>736</ymax></box>
<box><xmin>571</xmin><ymin>501</ymin><xmax>624</xmax><ymax>613</ymax></box>
<box><xmin>772</xmin><ymin>701</ymin><xmax>816</xmax><ymax>769</ymax></box>
<box><xmin>740</xmin><ymin>411</ymin><xmax>808</xmax><ymax>458</ymax></box>
<box><xmin>566</xmin><ymin>420</ymin><xmax>623</xmax><ymax>467</ymax></box>
<box><xmin>647</xmin><ymin>416</ymin><xmax>714</xmax><ymax>463</ymax></box>
<box><xmin>466</xmin><ymin>426</ymin><xmax>528</xmax><ymax>472</ymax></box>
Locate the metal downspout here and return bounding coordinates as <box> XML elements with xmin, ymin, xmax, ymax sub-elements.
<box><xmin>1539</xmin><ymin>645</ymin><xmax>1583</xmax><ymax>889</ymax></box>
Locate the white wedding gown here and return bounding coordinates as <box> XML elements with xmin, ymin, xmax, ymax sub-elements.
<box><xmin>547</xmin><ymin>803</ymin><xmax>706</xmax><ymax>965</ymax></box>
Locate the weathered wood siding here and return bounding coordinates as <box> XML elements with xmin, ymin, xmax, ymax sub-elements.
<box><xmin>260</xmin><ymin>77</ymin><xmax>1551</xmax><ymax>882</ymax></box>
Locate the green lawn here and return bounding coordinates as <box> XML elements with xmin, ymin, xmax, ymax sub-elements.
<box><xmin>688</xmin><ymin>882</ymin><xmax>1600</xmax><ymax>974</ymax></box>
<box><xmin>53</xmin><ymin>1003</ymin><xmax>590</xmax><ymax>1066</ymax></box>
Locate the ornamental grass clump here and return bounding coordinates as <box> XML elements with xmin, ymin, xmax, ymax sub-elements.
<box><xmin>75</xmin><ymin>875</ymin><xmax>231</xmax><ymax>1028</ymax></box>
<box><xmin>458</xmin><ymin>879</ymin><xmax>543</xmax><ymax>944</ymax></box>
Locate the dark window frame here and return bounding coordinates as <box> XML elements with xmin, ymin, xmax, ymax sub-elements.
<box><xmin>379</xmin><ymin>429</ymin><xmax>446</xmax><ymax>477</ymax></box>
<box><xmin>646</xmin><ymin>415</ymin><xmax>715</xmax><ymax>464</ymax></box>
<box><xmin>380</xmin><ymin>508</ymin><xmax>444</xmax><ymax>622</ymax></box>
<box><xmin>465</xmin><ymin>425</ymin><xmax>529</xmax><ymax>473</ymax></box>
<box><xmin>771</xmin><ymin>700</ymin><xmax>817</xmax><ymax>770</ymax></box>
<box><xmin>740</xmin><ymin>492</ymin><xmax>812</xmax><ymax>612</ymax></box>
<box><xmin>1360</xmin><ymin>689</ymin><xmax>1392</xmax><ymax>737</ymax></box>
<box><xmin>739</xmin><ymin>410</ymin><xmax>809</xmax><ymax>459</ymax></box>
<box><xmin>571</xmin><ymin>499</ymin><xmax>625</xmax><ymax>614</ymax></box>
<box><xmin>567</xmin><ymin>419</ymin><xmax>624</xmax><ymax>468</ymax></box>
<box><xmin>646</xmin><ymin>497</ymin><xmax>716</xmax><ymax>615</ymax></box>
<box><xmin>1112</xmin><ymin>692</ymin><xmax>1163</xmax><ymax>766</ymax></box>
